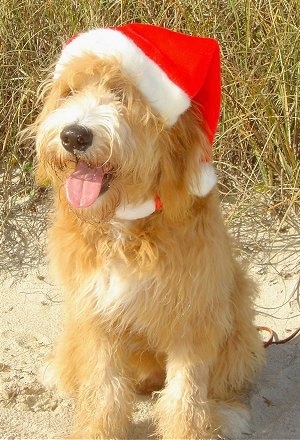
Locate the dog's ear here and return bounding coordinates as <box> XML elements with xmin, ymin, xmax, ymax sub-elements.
<box><xmin>158</xmin><ymin>108</ymin><xmax>217</xmax><ymax>221</ymax></box>
<box><xmin>34</xmin><ymin>155</ymin><xmax>50</xmax><ymax>185</ymax></box>
<box><xmin>32</xmin><ymin>76</ymin><xmax>72</xmax><ymax>185</ymax></box>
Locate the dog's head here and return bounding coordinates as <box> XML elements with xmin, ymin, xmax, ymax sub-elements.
<box><xmin>34</xmin><ymin>25</ymin><xmax>221</xmax><ymax>223</ymax></box>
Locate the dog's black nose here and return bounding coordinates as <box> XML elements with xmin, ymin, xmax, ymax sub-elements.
<box><xmin>60</xmin><ymin>124</ymin><xmax>93</xmax><ymax>153</ymax></box>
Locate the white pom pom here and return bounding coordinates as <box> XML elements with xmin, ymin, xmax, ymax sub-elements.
<box><xmin>189</xmin><ymin>162</ymin><xmax>217</xmax><ymax>197</ymax></box>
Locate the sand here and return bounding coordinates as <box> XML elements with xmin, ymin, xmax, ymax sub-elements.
<box><xmin>1</xmin><ymin>199</ymin><xmax>299</xmax><ymax>439</ymax></box>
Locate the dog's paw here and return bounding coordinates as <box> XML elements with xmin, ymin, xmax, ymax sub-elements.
<box><xmin>38</xmin><ymin>361</ymin><xmax>58</xmax><ymax>391</ymax></box>
<box><xmin>216</xmin><ymin>402</ymin><xmax>252</xmax><ymax>438</ymax></box>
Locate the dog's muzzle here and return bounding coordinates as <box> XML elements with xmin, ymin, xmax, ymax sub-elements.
<box><xmin>60</xmin><ymin>124</ymin><xmax>93</xmax><ymax>153</ymax></box>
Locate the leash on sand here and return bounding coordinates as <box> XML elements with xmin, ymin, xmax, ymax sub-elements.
<box><xmin>257</xmin><ymin>326</ymin><xmax>300</xmax><ymax>348</ymax></box>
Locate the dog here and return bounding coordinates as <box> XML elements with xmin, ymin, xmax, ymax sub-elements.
<box><xmin>31</xmin><ymin>24</ymin><xmax>264</xmax><ymax>439</ymax></box>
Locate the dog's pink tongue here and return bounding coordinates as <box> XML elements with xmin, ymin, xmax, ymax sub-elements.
<box><xmin>66</xmin><ymin>161</ymin><xmax>103</xmax><ymax>208</ymax></box>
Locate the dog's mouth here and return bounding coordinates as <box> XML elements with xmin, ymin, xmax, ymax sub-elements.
<box><xmin>66</xmin><ymin>160</ymin><xmax>113</xmax><ymax>208</ymax></box>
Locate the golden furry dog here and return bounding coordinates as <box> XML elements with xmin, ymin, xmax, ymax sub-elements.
<box><xmin>31</xmin><ymin>25</ymin><xmax>264</xmax><ymax>439</ymax></box>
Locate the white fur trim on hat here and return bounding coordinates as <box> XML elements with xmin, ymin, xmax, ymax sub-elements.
<box><xmin>54</xmin><ymin>29</ymin><xmax>190</xmax><ymax>126</ymax></box>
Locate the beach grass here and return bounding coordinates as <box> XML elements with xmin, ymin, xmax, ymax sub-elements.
<box><xmin>1</xmin><ymin>0</ymin><xmax>299</xmax><ymax>234</ymax></box>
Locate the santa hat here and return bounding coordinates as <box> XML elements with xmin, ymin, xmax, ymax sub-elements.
<box><xmin>55</xmin><ymin>24</ymin><xmax>221</xmax><ymax>220</ymax></box>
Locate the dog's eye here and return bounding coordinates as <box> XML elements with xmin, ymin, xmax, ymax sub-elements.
<box><xmin>113</xmin><ymin>88</ymin><xmax>125</xmax><ymax>102</ymax></box>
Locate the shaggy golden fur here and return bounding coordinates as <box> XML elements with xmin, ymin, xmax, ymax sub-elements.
<box><xmin>31</xmin><ymin>54</ymin><xmax>264</xmax><ymax>439</ymax></box>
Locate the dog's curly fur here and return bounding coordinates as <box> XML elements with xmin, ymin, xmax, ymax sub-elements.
<box><xmin>31</xmin><ymin>53</ymin><xmax>264</xmax><ymax>439</ymax></box>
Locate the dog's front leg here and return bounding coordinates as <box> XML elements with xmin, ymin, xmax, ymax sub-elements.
<box><xmin>153</xmin><ymin>346</ymin><xmax>212</xmax><ymax>439</ymax></box>
<box><xmin>70</xmin><ymin>329</ymin><xmax>135</xmax><ymax>440</ymax></box>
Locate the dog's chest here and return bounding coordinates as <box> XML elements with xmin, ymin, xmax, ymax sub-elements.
<box><xmin>82</xmin><ymin>263</ymin><xmax>153</xmax><ymax>323</ymax></box>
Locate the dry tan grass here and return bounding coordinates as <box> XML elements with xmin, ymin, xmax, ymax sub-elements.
<box><xmin>1</xmin><ymin>0</ymin><xmax>299</xmax><ymax>237</ymax></box>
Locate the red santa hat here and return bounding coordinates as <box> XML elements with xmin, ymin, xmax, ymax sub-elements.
<box><xmin>54</xmin><ymin>24</ymin><xmax>221</xmax><ymax>219</ymax></box>
<box><xmin>55</xmin><ymin>23</ymin><xmax>221</xmax><ymax>142</ymax></box>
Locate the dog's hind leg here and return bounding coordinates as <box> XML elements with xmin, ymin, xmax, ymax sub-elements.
<box><xmin>70</xmin><ymin>326</ymin><xmax>135</xmax><ymax>439</ymax></box>
<box><xmin>47</xmin><ymin>313</ymin><xmax>135</xmax><ymax>439</ymax></box>
<box><xmin>39</xmin><ymin>316</ymin><xmax>83</xmax><ymax>395</ymax></box>
<box><xmin>209</xmin><ymin>264</ymin><xmax>265</xmax><ymax>437</ymax></box>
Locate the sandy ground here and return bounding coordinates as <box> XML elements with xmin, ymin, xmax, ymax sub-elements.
<box><xmin>0</xmin><ymin>198</ymin><xmax>299</xmax><ymax>439</ymax></box>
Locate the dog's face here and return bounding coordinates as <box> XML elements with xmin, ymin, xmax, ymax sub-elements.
<box><xmin>35</xmin><ymin>54</ymin><xmax>211</xmax><ymax>222</ymax></box>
